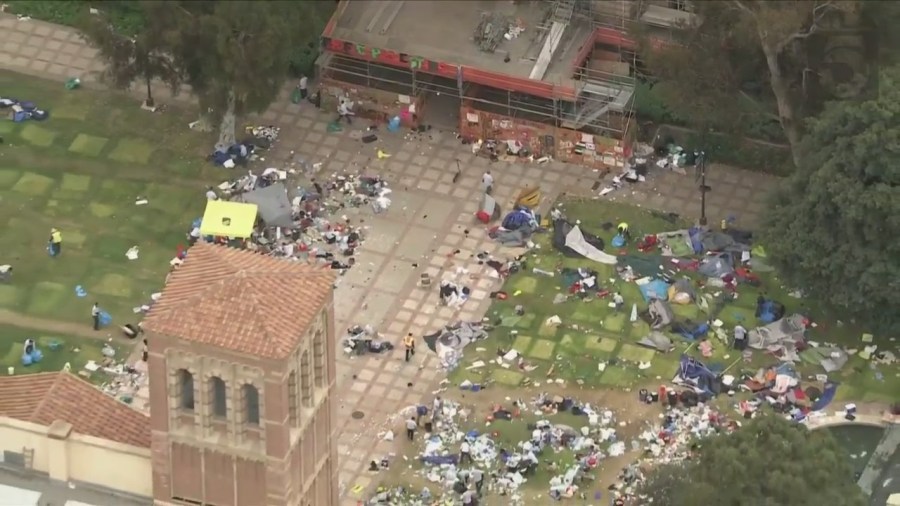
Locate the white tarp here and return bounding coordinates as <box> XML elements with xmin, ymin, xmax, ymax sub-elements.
<box><xmin>565</xmin><ymin>226</ymin><xmax>617</xmax><ymax>265</ymax></box>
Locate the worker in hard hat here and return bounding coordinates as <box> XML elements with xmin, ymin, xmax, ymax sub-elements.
<box><xmin>617</xmin><ymin>222</ymin><xmax>630</xmax><ymax>241</ymax></box>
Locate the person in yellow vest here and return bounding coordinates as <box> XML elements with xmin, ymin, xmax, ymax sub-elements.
<box><xmin>403</xmin><ymin>332</ymin><xmax>416</xmax><ymax>362</ymax></box>
<box><xmin>617</xmin><ymin>222</ymin><xmax>630</xmax><ymax>241</ymax></box>
<box><xmin>49</xmin><ymin>228</ymin><xmax>62</xmax><ymax>257</ymax></box>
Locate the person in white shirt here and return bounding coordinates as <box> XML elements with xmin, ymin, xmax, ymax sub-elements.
<box><xmin>405</xmin><ymin>417</ymin><xmax>417</xmax><ymax>441</ymax></box>
<box><xmin>298</xmin><ymin>75</ymin><xmax>309</xmax><ymax>99</ymax></box>
<box><xmin>482</xmin><ymin>170</ymin><xmax>494</xmax><ymax>194</ymax></box>
<box><xmin>0</xmin><ymin>264</ymin><xmax>11</xmax><ymax>283</ymax></box>
<box><xmin>205</xmin><ymin>187</ymin><xmax>218</xmax><ymax>200</ymax></box>
<box><xmin>459</xmin><ymin>440</ymin><xmax>472</xmax><ymax>465</ymax></box>
<box><xmin>613</xmin><ymin>292</ymin><xmax>625</xmax><ymax>313</ymax></box>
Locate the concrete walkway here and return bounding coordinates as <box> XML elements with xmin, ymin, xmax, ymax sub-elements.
<box><xmin>859</xmin><ymin>424</ymin><xmax>900</xmax><ymax>496</ymax></box>
<box><xmin>0</xmin><ymin>13</ymin><xmax>784</xmax><ymax>504</ymax></box>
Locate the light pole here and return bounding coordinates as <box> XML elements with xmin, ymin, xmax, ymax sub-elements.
<box><xmin>696</xmin><ymin>150</ymin><xmax>710</xmax><ymax>226</ymax></box>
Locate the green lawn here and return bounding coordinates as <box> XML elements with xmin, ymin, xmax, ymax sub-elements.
<box><xmin>450</xmin><ymin>199</ymin><xmax>900</xmax><ymax>404</ymax></box>
<box><xmin>0</xmin><ymin>324</ymin><xmax>124</xmax><ymax>380</ymax></box>
<box><xmin>0</xmin><ymin>71</ymin><xmax>220</xmax><ymax>326</ymax></box>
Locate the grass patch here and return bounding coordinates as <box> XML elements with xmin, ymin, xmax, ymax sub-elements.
<box><xmin>68</xmin><ymin>134</ymin><xmax>109</xmax><ymax>157</ymax></box>
<box><xmin>19</xmin><ymin>123</ymin><xmax>57</xmax><ymax>147</ymax></box>
<box><xmin>11</xmin><ymin>172</ymin><xmax>56</xmax><ymax>196</ymax></box>
<box><xmin>60</xmin><ymin>173</ymin><xmax>92</xmax><ymax>192</ymax></box>
<box><xmin>451</xmin><ymin>198</ymin><xmax>898</xmax><ymax>407</ymax></box>
<box><xmin>0</xmin><ymin>324</ymin><xmax>124</xmax><ymax>378</ymax></box>
<box><xmin>108</xmin><ymin>138</ymin><xmax>155</xmax><ymax>164</ymax></box>
<box><xmin>0</xmin><ymin>70</ymin><xmax>216</xmax><ymax>326</ymax></box>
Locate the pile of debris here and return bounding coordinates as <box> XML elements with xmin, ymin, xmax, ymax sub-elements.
<box><xmin>184</xmin><ymin>171</ymin><xmax>392</xmax><ymax>276</ymax></box>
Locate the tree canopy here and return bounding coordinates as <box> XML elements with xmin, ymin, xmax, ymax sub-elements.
<box><xmin>638</xmin><ymin>416</ymin><xmax>866</xmax><ymax>506</ymax></box>
<box><xmin>79</xmin><ymin>6</ymin><xmax>179</xmax><ymax>106</ymax></box>
<box><xmin>637</xmin><ymin>0</ymin><xmax>893</xmax><ymax>168</ymax></box>
<box><xmin>79</xmin><ymin>0</ymin><xmax>330</xmax><ymax>146</ymax></box>
<box><xmin>759</xmin><ymin>64</ymin><xmax>900</xmax><ymax>331</ymax></box>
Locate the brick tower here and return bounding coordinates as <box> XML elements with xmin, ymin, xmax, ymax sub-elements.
<box><xmin>143</xmin><ymin>243</ymin><xmax>339</xmax><ymax>506</ymax></box>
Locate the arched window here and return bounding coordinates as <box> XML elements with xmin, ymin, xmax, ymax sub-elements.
<box><xmin>243</xmin><ymin>384</ymin><xmax>260</xmax><ymax>425</ymax></box>
<box><xmin>178</xmin><ymin>369</ymin><xmax>194</xmax><ymax>410</ymax></box>
<box><xmin>288</xmin><ymin>371</ymin><xmax>299</xmax><ymax>425</ymax></box>
<box><xmin>313</xmin><ymin>330</ymin><xmax>326</xmax><ymax>388</ymax></box>
<box><xmin>211</xmin><ymin>377</ymin><xmax>227</xmax><ymax>418</ymax></box>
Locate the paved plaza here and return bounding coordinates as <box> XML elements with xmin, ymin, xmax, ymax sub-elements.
<box><xmin>0</xmin><ymin>14</ymin><xmax>780</xmax><ymax>503</ymax></box>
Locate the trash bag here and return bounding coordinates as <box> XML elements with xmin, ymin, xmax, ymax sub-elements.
<box><xmin>291</xmin><ymin>87</ymin><xmax>302</xmax><ymax>104</ymax></box>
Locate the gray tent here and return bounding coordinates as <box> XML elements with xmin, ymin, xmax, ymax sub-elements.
<box><xmin>637</xmin><ymin>331</ymin><xmax>675</xmax><ymax>352</ymax></box>
<box><xmin>240</xmin><ymin>182</ymin><xmax>294</xmax><ymax>227</ymax></box>
<box><xmin>648</xmin><ymin>299</ymin><xmax>674</xmax><ymax>329</ymax></box>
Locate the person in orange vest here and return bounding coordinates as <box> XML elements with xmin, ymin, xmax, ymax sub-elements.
<box><xmin>403</xmin><ymin>332</ymin><xmax>416</xmax><ymax>362</ymax></box>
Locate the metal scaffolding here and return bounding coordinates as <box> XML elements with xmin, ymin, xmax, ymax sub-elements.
<box><xmin>319</xmin><ymin>0</ymin><xmax>640</xmax><ymax>139</ymax></box>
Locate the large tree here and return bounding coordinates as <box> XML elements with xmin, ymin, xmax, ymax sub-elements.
<box><xmin>759</xmin><ymin>65</ymin><xmax>900</xmax><ymax>331</ymax></box>
<box><xmin>638</xmin><ymin>416</ymin><xmax>866</xmax><ymax>506</ymax></box>
<box><xmin>151</xmin><ymin>1</ymin><xmax>322</xmax><ymax>148</ymax></box>
<box><xmin>637</xmin><ymin>1</ymin><xmax>888</xmax><ymax>168</ymax></box>
<box><xmin>79</xmin><ymin>5</ymin><xmax>180</xmax><ymax>107</ymax></box>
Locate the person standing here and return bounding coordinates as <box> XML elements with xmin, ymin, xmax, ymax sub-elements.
<box><xmin>470</xmin><ymin>468</ymin><xmax>485</xmax><ymax>496</ymax></box>
<box><xmin>403</xmin><ymin>332</ymin><xmax>416</xmax><ymax>362</ymax></box>
<box><xmin>612</xmin><ymin>292</ymin><xmax>624</xmax><ymax>313</ymax></box>
<box><xmin>481</xmin><ymin>170</ymin><xmax>494</xmax><ymax>195</ymax></box>
<box><xmin>91</xmin><ymin>303</ymin><xmax>101</xmax><ymax>331</ymax></box>
<box><xmin>405</xmin><ymin>417</ymin><xmax>417</xmax><ymax>441</ymax></box>
<box><xmin>49</xmin><ymin>228</ymin><xmax>62</xmax><ymax>257</ymax></box>
<box><xmin>298</xmin><ymin>74</ymin><xmax>309</xmax><ymax>100</ymax></box>
<box><xmin>459</xmin><ymin>439</ymin><xmax>472</xmax><ymax>465</ymax></box>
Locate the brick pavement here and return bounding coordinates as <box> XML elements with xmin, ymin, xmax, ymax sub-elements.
<box><xmin>0</xmin><ymin>14</ymin><xmax>781</xmax><ymax>504</ymax></box>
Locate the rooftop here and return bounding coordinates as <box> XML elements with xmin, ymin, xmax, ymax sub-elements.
<box><xmin>142</xmin><ymin>243</ymin><xmax>335</xmax><ymax>359</ymax></box>
<box><xmin>329</xmin><ymin>0</ymin><xmax>595</xmax><ymax>87</ymax></box>
<box><xmin>0</xmin><ymin>372</ymin><xmax>150</xmax><ymax>448</ymax></box>
<box><xmin>0</xmin><ymin>467</ymin><xmax>150</xmax><ymax>506</ymax></box>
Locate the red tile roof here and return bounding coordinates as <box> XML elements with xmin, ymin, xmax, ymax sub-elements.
<box><xmin>0</xmin><ymin>372</ymin><xmax>150</xmax><ymax>448</ymax></box>
<box><xmin>142</xmin><ymin>242</ymin><xmax>335</xmax><ymax>359</ymax></box>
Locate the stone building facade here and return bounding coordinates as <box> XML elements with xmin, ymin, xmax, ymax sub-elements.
<box><xmin>142</xmin><ymin>242</ymin><xmax>338</xmax><ymax>506</ymax></box>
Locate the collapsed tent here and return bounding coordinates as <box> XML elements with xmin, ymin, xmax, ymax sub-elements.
<box><xmin>799</xmin><ymin>346</ymin><xmax>849</xmax><ymax>373</ymax></box>
<box><xmin>667</xmin><ymin>279</ymin><xmax>695</xmax><ymax>304</ymax></box>
<box><xmin>637</xmin><ymin>331</ymin><xmax>674</xmax><ymax>352</ymax></box>
<box><xmin>747</xmin><ymin>314</ymin><xmax>807</xmax><ymax>360</ymax></box>
<box><xmin>200</xmin><ymin>200</ymin><xmax>258</xmax><ymax>238</ymax></box>
<box><xmin>423</xmin><ymin>322</ymin><xmax>489</xmax><ymax>370</ymax></box>
<box><xmin>502</xmin><ymin>207</ymin><xmax>536</xmax><ymax>231</ymax></box>
<box><xmin>674</xmin><ymin>355</ymin><xmax>720</xmax><ymax>395</ymax></box>
<box><xmin>657</xmin><ymin>230</ymin><xmax>694</xmax><ymax>257</ymax></box>
<box><xmin>698</xmin><ymin>253</ymin><xmax>735</xmax><ymax>278</ymax></box>
<box><xmin>551</xmin><ymin>220</ymin><xmax>616</xmax><ymax>265</ymax></box>
<box><xmin>238</xmin><ymin>182</ymin><xmax>294</xmax><ymax>227</ymax></box>
<box><xmin>638</xmin><ymin>279</ymin><xmax>670</xmax><ymax>302</ymax></box>
<box><xmin>648</xmin><ymin>299</ymin><xmax>674</xmax><ymax>329</ymax></box>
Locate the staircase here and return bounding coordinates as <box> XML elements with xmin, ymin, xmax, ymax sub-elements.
<box><xmin>560</xmin><ymin>81</ymin><xmax>635</xmax><ymax>130</ymax></box>
<box><xmin>550</xmin><ymin>0</ymin><xmax>577</xmax><ymax>24</ymax></box>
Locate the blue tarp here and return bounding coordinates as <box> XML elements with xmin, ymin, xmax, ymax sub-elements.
<box><xmin>812</xmin><ymin>383</ymin><xmax>838</xmax><ymax>411</ymax></box>
<box><xmin>639</xmin><ymin>279</ymin><xmax>670</xmax><ymax>302</ymax></box>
